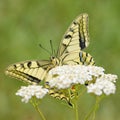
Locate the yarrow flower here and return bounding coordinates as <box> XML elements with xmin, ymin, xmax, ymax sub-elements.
<box><xmin>16</xmin><ymin>85</ymin><xmax>49</xmax><ymax>103</ymax></box>
<box><xmin>48</xmin><ymin>65</ymin><xmax>104</xmax><ymax>89</ymax></box>
<box><xmin>48</xmin><ymin>65</ymin><xmax>118</xmax><ymax>96</ymax></box>
<box><xmin>87</xmin><ymin>74</ymin><xmax>117</xmax><ymax>95</ymax></box>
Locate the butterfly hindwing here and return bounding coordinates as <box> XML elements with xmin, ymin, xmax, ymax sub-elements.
<box><xmin>6</xmin><ymin>60</ymin><xmax>51</xmax><ymax>84</ymax></box>
<box><xmin>61</xmin><ymin>51</ymin><xmax>95</xmax><ymax>65</ymax></box>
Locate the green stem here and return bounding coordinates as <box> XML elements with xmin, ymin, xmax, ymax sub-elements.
<box><xmin>34</xmin><ymin>103</ymin><xmax>46</xmax><ymax>120</ymax></box>
<box><xmin>84</xmin><ymin>96</ymin><xmax>103</xmax><ymax>120</ymax></box>
<box><xmin>72</xmin><ymin>85</ymin><xmax>85</xmax><ymax>120</ymax></box>
<box><xmin>31</xmin><ymin>99</ymin><xmax>46</xmax><ymax>120</ymax></box>
<box><xmin>70</xmin><ymin>85</ymin><xmax>86</xmax><ymax>120</ymax></box>
<box><xmin>74</xmin><ymin>101</ymin><xmax>79</xmax><ymax>120</ymax></box>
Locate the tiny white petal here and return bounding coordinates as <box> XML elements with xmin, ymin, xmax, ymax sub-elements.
<box><xmin>87</xmin><ymin>84</ymin><xmax>103</xmax><ymax>96</ymax></box>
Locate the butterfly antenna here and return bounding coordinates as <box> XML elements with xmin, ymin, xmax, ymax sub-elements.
<box><xmin>50</xmin><ymin>40</ymin><xmax>54</xmax><ymax>56</ymax></box>
<box><xmin>39</xmin><ymin>44</ymin><xmax>51</xmax><ymax>55</ymax></box>
<box><xmin>54</xmin><ymin>49</ymin><xmax>56</xmax><ymax>56</ymax></box>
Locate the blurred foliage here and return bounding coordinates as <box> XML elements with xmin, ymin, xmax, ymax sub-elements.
<box><xmin>0</xmin><ymin>0</ymin><xmax>120</xmax><ymax>120</ymax></box>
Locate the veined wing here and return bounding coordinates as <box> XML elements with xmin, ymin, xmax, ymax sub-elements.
<box><xmin>5</xmin><ymin>60</ymin><xmax>51</xmax><ymax>84</ymax></box>
<box><xmin>57</xmin><ymin>13</ymin><xmax>89</xmax><ymax>57</ymax></box>
<box><xmin>46</xmin><ymin>85</ymin><xmax>73</xmax><ymax>106</ymax></box>
<box><xmin>61</xmin><ymin>51</ymin><xmax>95</xmax><ymax>65</ymax></box>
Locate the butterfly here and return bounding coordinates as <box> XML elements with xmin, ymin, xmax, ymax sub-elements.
<box><xmin>5</xmin><ymin>13</ymin><xmax>95</xmax><ymax>105</ymax></box>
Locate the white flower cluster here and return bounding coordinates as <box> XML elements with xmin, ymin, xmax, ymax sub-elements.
<box><xmin>49</xmin><ymin>65</ymin><xmax>104</xmax><ymax>89</ymax></box>
<box><xmin>87</xmin><ymin>74</ymin><xmax>117</xmax><ymax>95</ymax></box>
<box><xmin>16</xmin><ymin>85</ymin><xmax>48</xmax><ymax>103</ymax></box>
<box><xmin>48</xmin><ymin>65</ymin><xmax>117</xmax><ymax>96</ymax></box>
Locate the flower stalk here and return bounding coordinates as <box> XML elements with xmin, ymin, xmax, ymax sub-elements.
<box><xmin>31</xmin><ymin>99</ymin><xmax>46</xmax><ymax>120</ymax></box>
<box><xmin>74</xmin><ymin>100</ymin><xmax>79</xmax><ymax>120</ymax></box>
<box><xmin>84</xmin><ymin>96</ymin><xmax>103</xmax><ymax>120</ymax></box>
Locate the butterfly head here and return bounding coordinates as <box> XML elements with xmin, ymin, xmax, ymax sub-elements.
<box><xmin>50</xmin><ymin>56</ymin><xmax>60</xmax><ymax>66</ymax></box>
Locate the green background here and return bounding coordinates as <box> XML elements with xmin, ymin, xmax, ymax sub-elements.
<box><xmin>1</xmin><ymin>0</ymin><xmax>120</xmax><ymax>120</ymax></box>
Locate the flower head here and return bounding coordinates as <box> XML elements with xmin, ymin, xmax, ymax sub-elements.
<box><xmin>16</xmin><ymin>85</ymin><xmax>49</xmax><ymax>103</ymax></box>
<box><xmin>87</xmin><ymin>74</ymin><xmax>117</xmax><ymax>95</ymax></box>
<box><xmin>48</xmin><ymin>65</ymin><xmax>117</xmax><ymax>96</ymax></box>
<box><xmin>48</xmin><ymin>65</ymin><xmax>105</xmax><ymax>89</ymax></box>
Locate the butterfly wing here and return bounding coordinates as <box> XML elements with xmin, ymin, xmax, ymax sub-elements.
<box><xmin>57</xmin><ymin>13</ymin><xmax>95</xmax><ymax>65</ymax></box>
<box><xmin>61</xmin><ymin>51</ymin><xmax>95</xmax><ymax>65</ymax></box>
<box><xmin>57</xmin><ymin>13</ymin><xmax>89</xmax><ymax>57</ymax></box>
<box><xmin>5</xmin><ymin>60</ymin><xmax>51</xmax><ymax>84</ymax></box>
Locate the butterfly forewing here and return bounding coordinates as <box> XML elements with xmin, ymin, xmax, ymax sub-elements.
<box><xmin>5</xmin><ymin>60</ymin><xmax>51</xmax><ymax>84</ymax></box>
<box><xmin>58</xmin><ymin>13</ymin><xmax>89</xmax><ymax>57</ymax></box>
